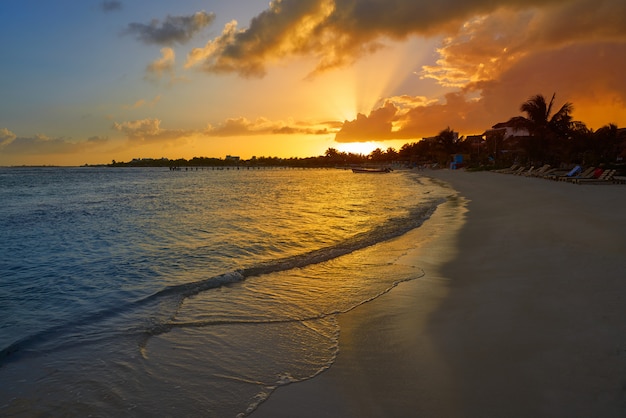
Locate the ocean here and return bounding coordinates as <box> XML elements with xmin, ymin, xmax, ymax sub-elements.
<box><xmin>0</xmin><ymin>166</ymin><xmax>451</xmax><ymax>417</ymax></box>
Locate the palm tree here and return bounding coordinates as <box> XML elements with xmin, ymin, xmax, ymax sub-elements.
<box><xmin>591</xmin><ymin>123</ymin><xmax>621</xmax><ymax>164</ymax></box>
<box><xmin>436</xmin><ymin>127</ymin><xmax>459</xmax><ymax>153</ymax></box>
<box><xmin>517</xmin><ymin>93</ymin><xmax>574</xmax><ymax>163</ymax></box>
<box><xmin>432</xmin><ymin>127</ymin><xmax>460</xmax><ymax>165</ymax></box>
<box><xmin>520</xmin><ymin>93</ymin><xmax>573</xmax><ymax>136</ymax></box>
<box><xmin>369</xmin><ymin>147</ymin><xmax>384</xmax><ymax>162</ymax></box>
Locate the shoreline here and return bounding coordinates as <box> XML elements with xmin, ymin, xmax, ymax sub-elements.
<box><xmin>253</xmin><ymin>169</ymin><xmax>626</xmax><ymax>417</ymax></box>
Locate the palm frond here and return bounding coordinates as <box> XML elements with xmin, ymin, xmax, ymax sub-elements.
<box><xmin>546</xmin><ymin>93</ymin><xmax>556</xmax><ymax>121</ymax></box>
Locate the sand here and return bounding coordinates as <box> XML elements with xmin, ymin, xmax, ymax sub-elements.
<box><xmin>253</xmin><ymin>169</ymin><xmax>626</xmax><ymax>418</ymax></box>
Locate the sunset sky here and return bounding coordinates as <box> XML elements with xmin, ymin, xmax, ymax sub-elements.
<box><xmin>1</xmin><ymin>0</ymin><xmax>625</xmax><ymax>166</ymax></box>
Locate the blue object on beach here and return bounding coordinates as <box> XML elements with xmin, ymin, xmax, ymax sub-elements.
<box><xmin>566</xmin><ymin>165</ymin><xmax>582</xmax><ymax>176</ymax></box>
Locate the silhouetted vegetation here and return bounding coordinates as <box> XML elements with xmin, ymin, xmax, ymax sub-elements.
<box><xmin>108</xmin><ymin>94</ymin><xmax>626</xmax><ymax>170</ymax></box>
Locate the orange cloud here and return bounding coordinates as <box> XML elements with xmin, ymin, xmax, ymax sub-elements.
<box><xmin>113</xmin><ymin>118</ymin><xmax>194</xmax><ymax>142</ymax></box>
<box><xmin>123</xmin><ymin>95</ymin><xmax>162</xmax><ymax>110</ymax></box>
<box><xmin>421</xmin><ymin>1</ymin><xmax>626</xmax><ymax>88</ymax></box>
<box><xmin>110</xmin><ymin>116</ymin><xmax>336</xmax><ymax>148</ymax></box>
<box><xmin>145</xmin><ymin>48</ymin><xmax>178</xmax><ymax>82</ymax></box>
<box><xmin>330</xmin><ymin>0</ymin><xmax>626</xmax><ymax>142</ymax></box>
<box><xmin>335</xmin><ymin>39</ymin><xmax>626</xmax><ymax>142</ymax></box>
<box><xmin>476</xmin><ymin>42</ymin><xmax>626</xmax><ymax>129</ymax></box>
<box><xmin>206</xmin><ymin>117</ymin><xmax>337</xmax><ymax>136</ymax></box>
<box><xmin>334</xmin><ymin>93</ymin><xmax>494</xmax><ymax>142</ymax></box>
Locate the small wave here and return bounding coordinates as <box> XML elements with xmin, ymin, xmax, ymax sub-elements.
<box><xmin>0</xmin><ymin>197</ymin><xmax>441</xmax><ymax>367</ymax></box>
<box><xmin>151</xmin><ymin>266</ymin><xmax>424</xmax><ymax>333</ymax></box>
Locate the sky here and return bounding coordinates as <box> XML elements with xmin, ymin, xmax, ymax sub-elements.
<box><xmin>1</xmin><ymin>0</ymin><xmax>625</xmax><ymax>166</ymax></box>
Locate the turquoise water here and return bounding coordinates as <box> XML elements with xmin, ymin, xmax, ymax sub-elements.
<box><xmin>0</xmin><ymin>167</ymin><xmax>449</xmax><ymax>417</ymax></box>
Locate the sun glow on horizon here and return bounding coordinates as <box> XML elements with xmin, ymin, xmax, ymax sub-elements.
<box><xmin>336</xmin><ymin>141</ymin><xmax>384</xmax><ymax>155</ymax></box>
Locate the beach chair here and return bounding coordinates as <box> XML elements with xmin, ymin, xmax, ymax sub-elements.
<box><xmin>561</xmin><ymin>167</ymin><xmax>595</xmax><ymax>182</ymax></box>
<box><xmin>516</xmin><ymin>166</ymin><xmax>535</xmax><ymax>176</ymax></box>
<box><xmin>493</xmin><ymin>164</ymin><xmax>519</xmax><ymax>174</ymax></box>
<box><xmin>575</xmin><ymin>169</ymin><xmax>616</xmax><ymax>185</ymax></box>
<box><xmin>527</xmin><ymin>164</ymin><xmax>551</xmax><ymax>177</ymax></box>
<box><xmin>536</xmin><ymin>167</ymin><xmax>561</xmax><ymax>179</ymax></box>
<box><xmin>546</xmin><ymin>165</ymin><xmax>580</xmax><ymax>181</ymax></box>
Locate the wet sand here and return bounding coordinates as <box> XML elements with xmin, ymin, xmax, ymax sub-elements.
<box><xmin>254</xmin><ymin>169</ymin><xmax>626</xmax><ymax>418</ymax></box>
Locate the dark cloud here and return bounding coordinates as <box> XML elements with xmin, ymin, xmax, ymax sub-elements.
<box><xmin>0</xmin><ymin>128</ymin><xmax>113</xmax><ymax>157</ymax></box>
<box><xmin>335</xmin><ymin>102</ymin><xmax>398</xmax><ymax>142</ymax></box>
<box><xmin>0</xmin><ymin>133</ymin><xmax>108</xmax><ymax>155</ymax></box>
<box><xmin>100</xmin><ymin>1</ymin><xmax>122</xmax><ymax>12</ymax></box>
<box><xmin>186</xmin><ymin>0</ymin><xmax>334</xmax><ymax>77</ymax></box>
<box><xmin>329</xmin><ymin>0</ymin><xmax>577</xmax><ymax>38</ymax></box>
<box><xmin>125</xmin><ymin>11</ymin><xmax>215</xmax><ymax>45</ymax></box>
<box><xmin>185</xmin><ymin>0</ymin><xmax>574</xmax><ymax>77</ymax></box>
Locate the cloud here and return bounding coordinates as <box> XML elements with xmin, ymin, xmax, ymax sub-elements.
<box><xmin>328</xmin><ymin>0</ymin><xmax>626</xmax><ymax>141</ymax></box>
<box><xmin>333</xmin><ymin>93</ymin><xmax>492</xmax><ymax>142</ymax></box>
<box><xmin>145</xmin><ymin>48</ymin><xmax>177</xmax><ymax>81</ymax></box>
<box><xmin>124</xmin><ymin>11</ymin><xmax>215</xmax><ymax>46</ymax></box>
<box><xmin>476</xmin><ymin>41</ymin><xmax>626</xmax><ymax>128</ymax></box>
<box><xmin>113</xmin><ymin>118</ymin><xmax>195</xmax><ymax>142</ymax></box>
<box><xmin>206</xmin><ymin>117</ymin><xmax>336</xmax><ymax>136</ymax></box>
<box><xmin>1</xmin><ymin>128</ymin><xmax>17</xmax><ymax>147</ymax></box>
<box><xmin>123</xmin><ymin>95</ymin><xmax>162</xmax><ymax>110</ymax></box>
<box><xmin>100</xmin><ymin>1</ymin><xmax>122</xmax><ymax>12</ymax></box>
<box><xmin>334</xmin><ymin>102</ymin><xmax>398</xmax><ymax>142</ymax></box>
<box><xmin>393</xmin><ymin>92</ymin><xmax>491</xmax><ymax>137</ymax></box>
<box><xmin>421</xmin><ymin>1</ymin><xmax>626</xmax><ymax>88</ymax></box>
<box><xmin>185</xmin><ymin>0</ymin><xmax>573</xmax><ymax>78</ymax></box>
<box><xmin>0</xmin><ymin>131</ymin><xmax>109</xmax><ymax>155</ymax></box>
<box><xmin>335</xmin><ymin>37</ymin><xmax>626</xmax><ymax>143</ymax></box>
<box><xmin>87</xmin><ymin>136</ymin><xmax>109</xmax><ymax>145</ymax></box>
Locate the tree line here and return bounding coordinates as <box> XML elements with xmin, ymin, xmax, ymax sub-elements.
<box><xmin>397</xmin><ymin>94</ymin><xmax>625</xmax><ymax>169</ymax></box>
<box><xmin>109</xmin><ymin>94</ymin><xmax>625</xmax><ymax>169</ymax></box>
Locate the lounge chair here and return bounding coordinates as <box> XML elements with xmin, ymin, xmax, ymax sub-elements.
<box><xmin>546</xmin><ymin>166</ymin><xmax>579</xmax><ymax>181</ymax></box>
<box><xmin>560</xmin><ymin>166</ymin><xmax>595</xmax><ymax>182</ymax></box>
<box><xmin>516</xmin><ymin>166</ymin><xmax>535</xmax><ymax>176</ymax></box>
<box><xmin>546</xmin><ymin>165</ymin><xmax>580</xmax><ymax>181</ymax></box>
<box><xmin>574</xmin><ymin>169</ymin><xmax>616</xmax><ymax>185</ymax></box>
<box><xmin>536</xmin><ymin>167</ymin><xmax>561</xmax><ymax>179</ymax></box>
<box><xmin>612</xmin><ymin>175</ymin><xmax>626</xmax><ymax>185</ymax></box>
<box><xmin>493</xmin><ymin>164</ymin><xmax>519</xmax><ymax>174</ymax></box>
<box><xmin>527</xmin><ymin>164</ymin><xmax>551</xmax><ymax>177</ymax></box>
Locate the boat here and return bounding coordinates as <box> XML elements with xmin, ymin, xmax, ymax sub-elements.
<box><xmin>351</xmin><ymin>167</ymin><xmax>392</xmax><ymax>173</ymax></box>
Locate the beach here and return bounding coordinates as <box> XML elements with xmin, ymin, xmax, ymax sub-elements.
<box><xmin>254</xmin><ymin>169</ymin><xmax>626</xmax><ymax>417</ymax></box>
